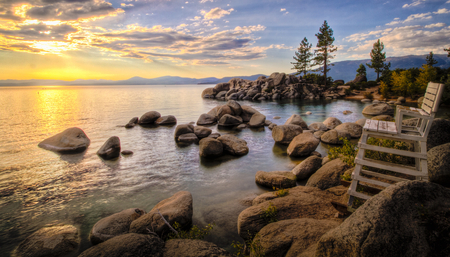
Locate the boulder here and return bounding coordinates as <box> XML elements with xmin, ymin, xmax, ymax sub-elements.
<box><xmin>270</xmin><ymin>72</ymin><xmax>286</xmax><ymax>86</ymax></box>
<box><xmin>97</xmin><ymin>136</ymin><xmax>121</xmax><ymax>160</ymax></box>
<box><xmin>201</xmin><ymin>87</ymin><xmax>215</xmax><ymax>98</ymax></box>
<box><xmin>334</xmin><ymin>122</ymin><xmax>362</xmax><ymax>138</ymax></box>
<box><xmin>79</xmin><ymin>233</ymin><xmax>163</xmax><ymax>257</ymax></box>
<box><xmin>217</xmin><ymin>105</ymin><xmax>234</xmax><ymax>120</ymax></box>
<box><xmin>226</xmin><ymin>100</ymin><xmax>242</xmax><ymax>116</ymax></box>
<box><xmin>177</xmin><ymin>133</ymin><xmax>199</xmax><ymax>145</ymax></box>
<box><xmin>355</xmin><ymin>118</ymin><xmax>367</xmax><ymax>127</ymax></box>
<box><xmin>349</xmin><ymin>75</ymin><xmax>367</xmax><ymax>84</ymax></box>
<box><xmin>427</xmin><ymin>118</ymin><xmax>450</xmax><ymax>151</ymax></box>
<box><xmin>15</xmin><ymin>225</ymin><xmax>80</xmax><ymax>257</ymax></box>
<box><xmin>163</xmin><ymin>239</ymin><xmax>233</xmax><ymax>257</ymax></box>
<box><xmin>314</xmin><ymin>130</ymin><xmax>325</xmax><ymax>139</ymax></box>
<box><xmin>89</xmin><ymin>208</ymin><xmax>145</xmax><ymax>245</ymax></box>
<box><xmin>217</xmin><ymin>134</ymin><xmax>249</xmax><ymax>156</ymax></box>
<box><xmin>287</xmin><ymin>133</ymin><xmax>320</xmax><ymax>157</ymax></box>
<box><xmin>253</xmin><ymin>218</ymin><xmax>340</xmax><ymax>257</ymax></box>
<box><xmin>306</xmin><ymin>158</ymin><xmax>349</xmax><ymax>190</ymax></box>
<box><xmin>215</xmin><ymin>91</ymin><xmax>227</xmax><ymax>98</ymax></box>
<box><xmin>125</xmin><ymin>117</ymin><xmax>139</xmax><ymax>128</ymax></box>
<box><xmin>155</xmin><ymin>115</ymin><xmax>177</xmax><ymax>125</ymax></box>
<box><xmin>371</xmin><ymin>115</ymin><xmax>393</xmax><ymax>121</ymax></box>
<box><xmin>255</xmin><ymin>171</ymin><xmax>297</xmax><ymax>189</ymax></box>
<box><xmin>197</xmin><ymin>113</ymin><xmax>217</xmax><ymax>125</ymax></box>
<box><xmin>208</xmin><ymin>133</ymin><xmax>221</xmax><ymax>139</ymax></box>
<box><xmin>308</xmin><ymin>122</ymin><xmax>327</xmax><ymax>132</ymax></box>
<box><xmin>264</xmin><ymin>120</ymin><xmax>272</xmax><ymax>126</ymax></box>
<box><xmin>362</xmin><ymin>103</ymin><xmax>394</xmax><ymax>116</ymax></box>
<box><xmin>218</xmin><ymin>114</ymin><xmax>242</xmax><ymax>127</ymax></box>
<box><xmin>272</xmin><ymin>125</ymin><xmax>303</xmax><ymax>145</ymax></box>
<box><xmin>268</xmin><ymin>123</ymin><xmax>277</xmax><ymax>130</ymax></box>
<box><xmin>199</xmin><ymin>138</ymin><xmax>223</xmax><ymax>158</ymax></box>
<box><xmin>291</xmin><ymin>156</ymin><xmax>323</xmax><ymax>180</ymax></box>
<box><xmin>174</xmin><ymin>124</ymin><xmax>194</xmax><ymax>139</ymax></box>
<box><xmin>38</xmin><ymin>127</ymin><xmax>90</xmax><ymax>153</ymax></box>
<box><xmin>316</xmin><ymin>181</ymin><xmax>450</xmax><ymax>257</ymax></box>
<box><xmin>213</xmin><ymin>83</ymin><xmax>230</xmax><ymax>93</ymax></box>
<box><xmin>207</xmin><ymin>106</ymin><xmax>221</xmax><ymax>117</ymax></box>
<box><xmin>194</xmin><ymin>126</ymin><xmax>212</xmax><ymax>139</ymax></box>
<box><xmin>285</xmin><ymin>114</ymin><xmax>307</xmax><ymax>129</ymax></box>
<box><xmin>321</xmin><ymin>129</ymin><xmax>351</xmax><ymax>145</ymax></box>
<box><xmin>130</xmin><ymin>191</ymin><xmax>193</xmax><ymax>237</ymax></box>
<box><xmin>322</xmin><ymin>117</ymin><xmax>342</xmax><ymax>130</ymax></box>
<box><xmin>428</xmin><ymin>143</ymin><xmax>450</xmax><ymax>187</ymax></box>
<box><xmin>238</xmin><ymin>186</ymin><xmax>346</xmax><ymax>242</ymax></box>
<box><xmin>240</xmin><ymin>105</ymin><xmax>260</xmax><ymax>122</ymax></box>
<box><xmin>139</xmin><ymin>111</ymin><xmax>161</xmax><ymax>124</ymax></box>
<box><xmin>248</xmin><ymin>113</ymin><xmax>266</xmax><ymax>128</ymax></box>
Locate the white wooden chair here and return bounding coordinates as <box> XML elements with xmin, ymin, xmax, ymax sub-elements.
<box><xmin>347</xmin><ymin>82</ymin><xmax>445</xmax><ymax>207</ymax></box>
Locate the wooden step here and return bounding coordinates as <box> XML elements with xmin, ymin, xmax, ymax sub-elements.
<box><xmin>360</xmin><ymin>169</ymin><xmax>410</xmax><ymax>183</ymax></box>
<box><xmin>355</xmin><ymin>157</ymin><xmax>427</xmax><ymax>177</ymax></box>
<box><xmin>347</xmin><ymin>189</ymin><xmax>371</xmax><ymax>200</ymax></box>
<box><xmin>358</xmin><ymin>142</ymin><xmax>427</xmax><ymax>159</ymax></box>
<box><xmin>352</xmin><ymin>173</ymin><xmax>393</xmax><ymax>188</ymax></box>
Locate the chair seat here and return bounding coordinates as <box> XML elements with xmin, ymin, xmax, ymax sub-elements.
<box><xmin>363</xmin><ymin>119</ymin><xmax>397</xmax><ymax>134</ymax></box>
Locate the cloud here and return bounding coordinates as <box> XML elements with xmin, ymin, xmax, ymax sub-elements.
<box><xmin>433</xmin><ymin>8</ymin><xmax>450</xmax><ymax>14</ymax></box>
<box><xmin>386</xmin><ymin>12</ymin><xmax>432</xmax><ymax>25</ymax></box>
<box><xmin>202</xmin><ymin>7</ymin><xmax>234</xmax><ymax>20</ymax></box>
<box><xmin>199</xmin><ymin>0</ymin><xmax>213</xmax><ymax>3</ymax></box>
<box><xmin>234</xmin><ymin>25</ymin><xmax>265</xmax><ymax>33</ymax></box>
<box><xmin>424</xmin><ymin>22</ymin><xmax>446</xmax><ymax>28</ymax></box>
<box><xmin>402</xmin><ymin>0</ymin><xmax>426</xmax><ymax>8</ymax></box>
<box><xmin>280</xmin><ymin>8</ymin><xmax>286</xmax><ymax>12</ymax></box>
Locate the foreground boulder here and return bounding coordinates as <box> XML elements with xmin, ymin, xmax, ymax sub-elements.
<box><xmin>79</xmin><ymin>233</ymin><xmax>163</xmax><ymax>257</ymax></box>
<box><xmin>255</xmin><ymin>171</ymin><xmax>297</xmax><ymax>189</ymax></box>
<box><xmin>362</xmin><ymin>103</ymin><xmax>394</xmax><ymax>116</ymax></box>
<box><xmin>272</xmin><ymin>125</ymin><xmax>303</xmax><ymax>145</ymax></box>
<box><xmin>287</xmin><ymin>133</ymin><xmax>320</xmax><ymax>157</ymax></box>
<box><xmin>322</xmin><ymin>117</ymin><xmax>342</xmax><ymax>130</ymax></box>
<box><xmin>316</xmin><ymin>181</ymin><xmax>450</xmax><ymax>257</ymax></box>
<box><xmin>174</xmin><ymin>124</ymin><xmax>194</xmax><ymax>139</ymax></box>
<box><xmin>217</xmin><ymin>134</ymin><xmax>249</xmax><ymax>156</ymax></box>
<box><xmin>15</xmin><ymin>225</ymin><xmax>80</xmax><ymax>257</ymax></box>
<box><xmin>427</xmin><ymin>118</ymin><xmax>450</xmax><ymax>151</ymax></box>
<box><xmin>306</xmin><ymin>158</ymin><xmax>349</xmax><ymax>190</ymax></box>
<box><xmin>321</xmin><ymin>129</ymin><xmax>351</xmax><ymax>145</ymax></box>
<box><xmin>218</xmin><ymin>114</ymin><xmax>242</xmax><ymax>127</ymax></box>
<box><xmin>285</xmin><ymin>114</ymin><xmax>307</xmax><ymax>129</ymax></box>
<box><xmin>38</xmin><ymin>127</ymin><xmax>90</xmax><ymax>153</ymax></box>
<box><xmin>199</xmin><ymin>138</ymin><xmax>223</xmax><ymax>158</ymax></box>
<box><xmin>248</xmin><ymin>113</ymin><xmax>266</xmax><ymax>128</ymax></box>
<box><xmin>139</xmin><ymin>111</ymin><xmax>161</xmax><ymax>125</ymax></box>
<box><xmin>196</xmin><ymin>113</ymin><xmax>217</xmax><ymax>125</ymax></box>
<box><xmin>292</xmin><ymin>155</ymin><xmax>323</xmax><ymax>180</ymax></box>
<box><xmin>253</xmin><ymin>218</ymin><xmax>340</xmax><ymax>257</ymax></box>
<box><xmin>163</xmin><ymin>239</ymin><xmax>233</xmax><ymax>257</ymax></box>
<box><xmin>129</xmin><ymin>191</ymin><xmax>193</xmax><ymax>237</ymax></box>
<box><xmin>194</xmin><ymin>126</ymin><xmax>212</xmax><ymax>139</ymax></box>
<box><xmin>97</xmin><ymin>136</ymin><xmax>121</xmax><ymax>160</ymax></box>
<box><xmin>155</xmin><ymin>115</ymin><xmax>177</xmax><ymax>125</ymax></box>
<box><xmin>241</xmin><ymin>105</ymin><xmax>260</xmax><ymax>122</ymax></box>
<box><xmin>334</xmin><ymin>122</ymin><xmax>362</xmax><ymax>138</ymax></box>
<box><xmin>427</xmin><ymin>142</ymin><xmax>450</xmax><ymax>187</ymax></box>
<box><xmin>89</xmin><ymin>208</ymin><xmax>145</xmax><ymax>245</ymax></box>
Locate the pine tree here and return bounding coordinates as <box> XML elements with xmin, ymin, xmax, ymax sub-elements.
<box><xmin>291</xmin><ymin>37</ymin><xmax>313</xmax><ymax>76</ymax></box>
<box><xmin>426</xmin><ymin>51</ymin><xmax>438</xmax><ymax>67</ymax></box>
<box><xmin>312</xmin><ymin>20</ymin><xmax>337</xmax><ymax>87</ymax></box>
<box><xmin>366</xmin><ymin>39</ymin><xmax>387</xmax><ymax>81</ymax></box>
<box><xmin>445</xmin><ymin>47</ymin><xmax>450</xmax><ymax>57</ymax></box>
<box><xmin>356</xmin><ymin>64</ymin><xmax>367</xmax><ymax>77</ymax></box>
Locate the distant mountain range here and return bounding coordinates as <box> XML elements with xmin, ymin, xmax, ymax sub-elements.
<box><xmin>1</xmin><ymin>54</ymin><xmax>448</xmax><ymax>86</ymax></box>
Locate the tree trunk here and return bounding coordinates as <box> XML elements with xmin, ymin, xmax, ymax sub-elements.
<box><xmin>324</xmin><ymin>49</ymin><xmax>328</xmax><ymax>87</ymax></box>
<box><xmin>376</xmin><ymin>71</ymin><xmax>380</xmax><ymax>81</ymax></box>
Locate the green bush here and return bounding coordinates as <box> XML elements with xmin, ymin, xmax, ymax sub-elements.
<box><xmin>168</xmin><ymin>222</ymin><xmax>214</xmax><ymax>240</ymax></box>
<box><xmin>261</xmin><ymin>203</ymin><xmax>278</xmax><ymax>224</ymax></box>
<box><xmin>273</xmin><ymin>187</ymin><xmax>289</xmax><ymax>197</ymax></box>
<box><xmin>328</xmin><ymin>137</ymin><xmax>358</xmax><ymax>167</ymax></box>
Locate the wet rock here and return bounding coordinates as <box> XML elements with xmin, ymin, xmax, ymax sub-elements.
<box><xmin>287</xmin><ymin>133</ymin><xmax>320</xmax><ymax>157</ymax></box>
<box><xmin>334</xmin><ymin>122</ymin><xmax>362</xmax><ymax>138</ymax></box>
<box><xmin>268</xmin><ymin>123</ymin><xmax>277</xmax><ymax>130</ymax></box>
<box><xmin>15</xmin><ymin>225</ymin><xmax>80</xmax><ymax>257</ymax></box>
<box><xmin>197</xmin><ymin>113</ymin><xmax>217</xmax><ymax>126</ymax></box>
<box><xmin>199</xmin><ymin>138</ymin><xmax>223</xmax><ymax>158</ymax></box>
<box><xmin>321</xmin><ymin>129</ymin><xmax>351</xmax><ymax>145</ymax></box>
<box><xmin>177</xmin><ymin>133</ymin><xmax>199</xmax><ymax>145</ymax></box>
<box><xmin>208</xmin><ymin>133</ymin><xmax>221</xmax><ymax>139</ymax></box>
<box><xmin>292</xmin><ymin>156</ymin><xmax>323</xmax><ymax>180</ymax></box>
<box><xmin>273</xmin><ymin>116</ymin><xmax>281</xmax><ymax>119</ymax></box>
<box><xmin>89</xmin><ymin>208</ymin><xmax>145</xmax><ymax>245</ymax></box>
<box><xmin>264</xmin><ymin>120</ymin><xmax>272</xmax><ymax>126</ymax></box>
<box><xmin>248</xmin><ymin>113</ymin><xmax>266</xmax><ymax>128</ymax></box>
<box><xmin>97</xmin><ymin>136</ymin><xmax>121</xmax><ymax>160</ymax></box>
<box><xmin>174</xmin><ymin>124</ymin><xmax>194</xmax><ymax>139</ymax></box>
<box><xmin>236</xmin><ymin>124</ymin><xmax>247</xmax><ymax>130</ymax></box>
<box><xmin>272</xmin><ymin>125</ymin><xmax>303</xmax><ymax>145</ymax></box>
<box><xmin>362</xmin><ymin>103</ymin><xmax>394</xmax><ymax>116</ymax></box>
<box><xmin>139</xmin><ymin>111</ymin><xmax>161</xmax><ymax>125</ymax></box>
<box><xmin>121</xmin><ymin>150</ymin><xmax>133</xmax><ymax>155</ymax></box>
<box><xmin>285</xmin><ymin>114</ymin><xmax>308</xmax><ymax>129</ymax></box>
<box><xmin>226</xmin><ymin>100</ymin><xmax>242</xmax><ymax>116</ymax></box>
<box><xmin>314</xmin><ymin>130</ymin><xmax>325</xmax><ymax>139</ymax></box>
<box><xmin>125</xmin><ymin>117</ymin><xmax>139</xmax><ymax>128</ymax></box>
<box><xmin>155</xmin><ymin>115</ymin><xmax>177</xmax><ymax>125</ymax></box>
<box><xmin>306</xmin><ymin>158</ymin><xmax>349</xmax><ymax>190</ymax></box>
<box><xmin>194</xmin><ymin>126</ymin><xmax>212</xmax><ymax>139</ymax></box>
<box><xmin>241</xmin><ymin>105</ymin><xmax>260</xmax><ymax>122</ymax></box>
<box><xmin>255</xmin><ymin>171</ymin><xmax>297</xmax><ymax>189</ymax></box>
<box><xmin>201</xmin><ymin>88</ymin><xmax>215</xmax><ymax>98</ymax></box>
<box><xmin>310</xmin><ymin>151</ymin><xmax>322</xmax><ymax>157</ymax></box>
<box><xmin>163</xmin><ymin>239</ymin><xmax>233</xmax><ymax>257</ymax></box>
<box><xmin>217</xmin><ymin>134</ymin><xmax>249</xmax><ymax>156</ymax></box>
<box><xmin>38</xmin><ymin>127</ymin><xmax>90</xmax><ymax>153</ymax></box>
<box><xmin>79</xmin><ymin>233</ymin><xmax>164</xmax><ymax>257</ymax></box>
<box><xmin>306</xmin><ymin>111</ymin><xmax>312</xmax><ymax>115</ymax></box>
<box><xmin>218</xmin><ymin>114</ymin><xmax>242</xmax><ymax>127</ymax></box>
<box><xmin>322</xmin><ymin>117</ymin><xmax>342</xmax><ymax>130</ymax></box>
<box><xmin>343</xmin><ymin>110</ymin><xmax>352</xmax><ymax>115</ymax></box>
<box><xmin>217</xmin><ymin>105</ymin><xmax>234</xmax><ymax>120</ymax></box>
<box><xmin>308</xmin><ymin>122</ymin><xmax>327</xmax><ymax>132</ymax></box>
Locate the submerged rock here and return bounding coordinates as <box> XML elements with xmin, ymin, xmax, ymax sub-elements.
<box><xmin>38</xmin><ymin>127</ymin><xmax>90</xmax><ymax>153</ymax></box>
<box><xmin>97</xmin><ymin>136</ymin><xmax>121</xmax><ymax>160</ymax></box>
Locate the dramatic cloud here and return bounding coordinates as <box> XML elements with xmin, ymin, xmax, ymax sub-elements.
<box><xmin>202</xmin><ymin>7</ymin><xmax>234</xmax><ymax>20</ymax></box>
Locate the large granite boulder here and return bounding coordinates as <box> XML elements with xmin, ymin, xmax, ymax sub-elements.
<box><xmin>155</xmin><ymin>115</ymin><xmax>177</xmax><ymax>125</ymax></box>
<box><xmin>362</xmin><ymin>103</ymin><xmax>394</xmax><ymax>116</ymax></box>
<box><xmin>428</xmin><ymin>142</ymin><xmax>450</xmax><ymax>187</ymax></box>
<box><xmin>196</xmin><ymin>113</ymin><xmax>217</xmax><ymax>126</ymax></box>
<box><xmin>89</xmin><ymin>208</ymin><xmax>145</xmax><ymax>245</ymax></box>
<box><xmin>285</xmin><ymin>114</ymin><xmax>308</xmax><ymax>129</ymax></box>
<box><xmin>201</xmin><ymin>87</ymin><xmax>215</xmax><ymax>98</ymax></box>
<box><xmin>355</xmin><ymin>118</ymin><xmax>367</xmax><ymax>127</ymax></box>
<box><xmin>427</xmin><ymin>118</ymin><xmax>450</xmax><ymax>151</ymax></box>
<box><xmin>213</xmin><ymin>82</ymin><xmax>230</xmax><ymax>93</ymax></box>
<box><xmin>238</xmin><ymin>186</ymin><xmax>346</xmax><ymax>242</ymax></box>
<box><xmin>163</xmin><ymin>239</ymin><xmax>233</xmax><ymax>257</ymax></box>
<box><xmin>253</xmin><ymin>218</ymin><xmax>340</xmax><ymax>257</ymax></box>
<box><xmin>199</xmin><ymin>138</ymin><xmax>223</xmax><ymax>158</ymax></box>
<box><xmin>97</xmin><ymin>136</ymin><xmax>121</xmax><ymax>160</ymax></box>
<box><xmin>129</xmin><ymin>191</ymin><xmax>193</xmax><ymax>237</ymax></box>
<box><xmin>255</xmin><ymin>171</ymin><xmax>297</xmax><ymax>189</ymax></box>
<box><xmin>272</xmin><ymin>125</ymin><xmax>303</xmax><ymax>145</ymax></box>
<box><xmin>217</xmin><ymin>105</ymin><xmax>234</xmax><ymax>120</ymax></box>
<box><xmin>306</xmin><ymin>158</ymin><xmax>350</xmax><ymax>190</ymax></box>
<box><xmin>194</xmin><ymin>126</ymin><xmax>212</xmax><ymax>139</ymax></box>
<box><xmin>174</xmin><ymin>124</ymin><xmax>194</xmax><ymax>139</ymax></box>
<box><xmin>217</xmin><ymin>134</ymin><xmax>248</xmax><ymax>156</ymax></box>
<box><xmin>207</xmin><ymin>106</ymin><xmax>221</xmax><ymax>118</ymax></box>
<box><xmin>323</xmin><ymin>117</ymin><xmax>342</xmax><ymax>130</ymax></box>
<box><xmin>248</xmin><ymin>113</ymin><xmax>266</xmax><ymax>128</ymax></box>
<box><xmin>291</xmin><ymin>156</ymin><xmax>323</xmax><ymax>180</ymax></box>
<box><xmin>321</xmin><ymin>129</ymin><xmax>351</xmax><ymax>145</ymax></box>
<box><xmin>308</xmin><ymin>122</ymin><xmax>327</xmax><ymax>132</ymax></box>
<box><xmin>79</xmin><ymin>233</ymin><xmax>163</xmax><ymax>257</ymax></box>
<box><xmin>316</xmin><ymin>181</ymin><xmax>450</xmax><ymax>257</ymax></box>
<box><xmin>270</xmin><ymin>72</ymin><xmax>286</xmax><ymax>86</ymax></box>
<box><xmin>334</xmin><ymin>122</ymin><xmax>362</xmax><ymax>138</ymax></box>
<box><xmin>241</xmin><ymin>105</ymin><xmax>260</xmax><ymax>122</ymax></box>
<box><xmin>38</xmin><ymin>127</ymin><xmax>90</xmax><ymax>153</ymax></box>
<box><xmin>139</xmin><ymin>111</ymin><xmax>161</xmax><ymax>124</ymax></box>
<box><xmin>287</xmin><ymin>133</ymin><xmax>320</xmax><ymax>157</ymax></box>
<box><xmin>226</xmin><ymin>100</ymin><xmax>242</xmax><ymax>116</ymax></box>
<box><xmin>218</xmin><ymin>114</ymin><xmax>242</xmax><ymax>127</ymax></box>
<box><xmin>15</xmin><ymin>225</ymin><xmax>80</xmax><ymax>257</ymax></box>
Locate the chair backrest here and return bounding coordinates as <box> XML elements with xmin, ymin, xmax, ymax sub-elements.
<box><xmin>422</xmin><ymin>82</ymin><xmax>445</xmax><ymax>115</ymax></box>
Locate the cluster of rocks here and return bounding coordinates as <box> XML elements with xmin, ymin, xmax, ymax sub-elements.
<box><xmin>15</xmin><ymin>191</ymin><xmax>234</xmax><ymax>257</ymax></box>
<box><xmin>202</xmin><ymin>72</ymin><xmax>339</xmax><ymax>101</ymax></box>
<box><xmin>125</xmin><ymin>111</ymin><xmax>177</xmax><ymax>128</ymax></box>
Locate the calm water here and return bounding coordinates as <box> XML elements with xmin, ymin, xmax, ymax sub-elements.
<box><xmin>0</xmin><ymin>84</ymin><xmax>419</xmax><ymax>255</ymax></box>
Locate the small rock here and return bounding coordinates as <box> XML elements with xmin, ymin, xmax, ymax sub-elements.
<box><xmin>308</xmin><ymin>122</ymin><xmax>327</xmax><ymax>132</ymax></box>
<box><xmin>97</xmin><ymin>136</ymin><xmax>121</xmax><ymax>160</ymax></box>
<box><xmin>236</xmin><ymin>124</ymin><xmax>247</xmax><ymax>130</ymax></box>
<box><xmin>264</xmin><ymin>120</ymin><xmax>272</xmax><ymax>126</ymax></box>
<box><xmin>125</xmin><ymin>117</ymin><xmax>139</xmax><ymax>128</ymax></box>
<box><xmin>322</xmin><ymin>117</ymin><xmax>342</xmax><ymax>130</ymax></box>
<box><xmin>268</xmin><ymin>123</ymin><xmax>277</xmax><ymax>130</ymax></box>
<box><xmin>199</xmin><ymin>138</ymin><xmax>223</xmax><ymax>158</ymax></box>
<box><xmin>343</xmin><ymin>110</ymin><xmax>352</xmax><ymax>115</ymax></box>
<box><xmin>121</xmin><ymin>150</ymin><xmax>133</xmax><ymax>155</ymax></box>
<box><xmin>273</xmin><ymin>116</ymin><xmax>281</xmax><ymax>119</ymax></box>
<box><xmin>305</xmin><ymin>111</ymin><xmax>312</xmax><ymax>115</ymax></box>
<box><xmin>155</xmin><ymin>115</ymin><xmax>177</xmax><ymax>125</ymax></box>
<box><xmin>208</xmin><ymin>133</ymin><xmax>221</xmax><ymax>139</ymax></box>
<box><xmin>310</xmin><ymin>151</ymin><xmax>322</xmax><ymax>157</ymax></box>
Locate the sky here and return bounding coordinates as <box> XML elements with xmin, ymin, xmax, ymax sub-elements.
<box><xmin>0</xmin><ymin>0</ymin><xmax>449</xmax><ymax>81</ymax></box>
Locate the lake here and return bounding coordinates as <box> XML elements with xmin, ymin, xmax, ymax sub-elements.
<box><xmin>0</xmin><ymin>84</ymin><xmax>420</xmax><ymax>255</ymax></box>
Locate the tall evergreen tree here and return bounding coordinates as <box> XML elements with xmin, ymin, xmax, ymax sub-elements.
<box><xmin>445</xmin><ymin>47</ymin><xmax>450</xmax><ymax>57</ymax></box>
<box><xmin>356</xmin><ymin>64</ymin><xmax>367</xmax><ymax>77</ymax></box>
<box><xmin>426</xmin><ymin>51</ymin><xmax>438</xmax><ymax>67</ymax></box>
<box><xmin>312</xmin><ymin>20</ymin><xmax>337</xmax><ymax>87</ymax></box>
<box><xmin>291</xmin><ymin>37</ymin><xmax>313</xmax><ymax>76</ymax></box>
<box><xmin>366</xmin><ymin>39</ymin><xmax>387</xmax><ymax>81</ymax></box>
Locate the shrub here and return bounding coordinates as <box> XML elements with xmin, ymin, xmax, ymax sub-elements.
<box><xmin>168</xmin><ymin>222</ymin><xmax>214</xmax><ymax>240</ymax></box>
<box><xmin>273</xmin><ymin>187</ymin><xmax>289</xmax><ymax>197</ymax></box>
<box><xmin>344</xmin><ymin>88</ymin><xmax>352</xmax><ymax>96</ymax></box>
<box><xmin>232</xmin><ymin>235</ymin><xmax>265</xmax><ymax>257</ymax></box>
<box><xmin>363</xmin><ymin>91</ymin><xmax>374</xmax><ymax>100</ymax></box>
<box><xmin>366</xmin><ymin>81</ymin><xmax>378</xmax><ymax>87</ymax></box>
<box><xmin>261</xmin><ymin>203</ymin><xmax>278</xmax><ymax>224</ymax></box>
